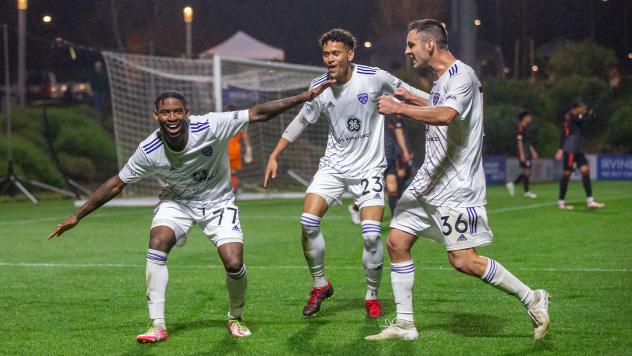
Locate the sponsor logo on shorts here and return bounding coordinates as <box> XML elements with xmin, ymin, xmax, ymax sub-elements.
<box><xmin>457</xmin><ymin>234</ymin><xmax>467</xmax><ymax>242</ymax></box>
<box><xmin>357</xmin><ymin>93</ymin><xmax>368</xmax><ymax>105</ymax></box>
<box><xmin>347</xmin><ymin>117</ymin><xmax>361</xmax><ymax>132</ymax></box>
<box><xmin>327</xmin><ymin>101</ymin><xmax>335</xmax><ymax>109</ymax></box>
<box><xmin>232</xmin><ymin>225</ymin><xmax>241</xmax><ymax>231</ymax></box>
<box><xmin>373</xmin><ymin>193</ymin><xmax>381</xmax><ymax>199</ymax></box>
<box><xmin>201</xmin><ymin>146</ymin><xmax>214</xmax><ymax>157</ymax></box>
<box><xmin>232</xmin><ymin>111</ymin><xmax>239</xmax><ymax>120</ymax></box>
<box><xmin>432</xmin><ymin>92</ymin><xmax>440</xmax><ymax>105</ymax></box>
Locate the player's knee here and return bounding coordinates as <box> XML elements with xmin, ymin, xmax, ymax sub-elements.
<box><xmin>386</xmin><ymin>235</ymin><xmax>407</xmax><ymax>255</ymax></box>
<box><xmin>361</xmin><ymin>221</ymin><xmax>382</xmax><ymax>252</ymax></box>
<box><xmin>362</xmin><ymin>233</ymin><xmax>381</xmax><ymax>253</ymax></box>
<box><xmin>562</xmin><ymin>171</ymin><xmax>571</xmax><ymax>178</ymax></box>
<box><xmin>149</xmin><ymin>234</ymin><xmax>176</xmax><ymax>253</ymax></box>
<box><xmin>300</xmin><ymin>213</ymin><xmax>321</xmax><ymax>238</ymax></box>
<box><xmin>224</xmin><ymin>259</ymin><xmax>243</xmax><ymax>274</ymax></box>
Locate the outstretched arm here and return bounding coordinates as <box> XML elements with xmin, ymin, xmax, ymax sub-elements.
<box><xmin>377</xmin><ymin>96</ymin><xmax>458</xmax><ymax>126</ymax></box>
<box><xmin>263</xmin><ymin>137</ymin><xmax>291</xmax><ymax>188</ymax></box>
<box><xmin>48</xmin><ymin>175</ymin><xmax>127</xmax><ymax>239</ymax></box>
<box><xmin>248</xmin><ymin>79</ymin><xmax>335</xmax><ymax>123</ymax></box>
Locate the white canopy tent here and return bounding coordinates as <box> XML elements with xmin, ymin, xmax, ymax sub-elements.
<box><xmin>199</xmin><ymin>31</ymin><xmax>285</xmax><ymax>61</ymax></box>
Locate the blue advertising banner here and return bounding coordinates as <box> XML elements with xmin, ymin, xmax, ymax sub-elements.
<box><xmin>597</xmin><ymin>155</ymin><xmax>632</xmax><ymax>180</ymax></box>
<box><xmin>483</xmin><ymin>155</ymin><xmax>506</xmax><ymax>185</ymax></box>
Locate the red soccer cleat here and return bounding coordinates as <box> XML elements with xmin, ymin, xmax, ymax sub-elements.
<box><xmin>365</xmin><ymin>299</ymin><xmax>383</xmax><ymax>319</ymax></box>
<box><xmin>302</xmin><ymin>282</ymin><xmax>334</xmax><ymax>316</ymax></box>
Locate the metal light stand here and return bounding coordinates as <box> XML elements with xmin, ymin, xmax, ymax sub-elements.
<box><xmin>0</xmin><ymin>24</ymin><xmax>78</xmax><ymax>202</ymax></box>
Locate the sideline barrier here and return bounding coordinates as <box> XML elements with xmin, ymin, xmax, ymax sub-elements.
<box><xmin>485</xmin><ymin>154</ymin><xmax>631</xmax><ymax>184</ymax></box>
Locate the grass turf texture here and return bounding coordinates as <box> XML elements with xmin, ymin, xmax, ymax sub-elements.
<box><xmin>1</xmin><ymin>181</ymin><xmax>631</xmax><ymax>355</ymax></box>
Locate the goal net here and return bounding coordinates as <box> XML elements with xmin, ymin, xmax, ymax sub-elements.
<box><xmin>102</xmin><ymin>52</ymin><xmax>328</xmax><ymax>197</ymax></box>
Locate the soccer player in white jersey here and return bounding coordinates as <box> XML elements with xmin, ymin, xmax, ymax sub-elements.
<box><xmin>366</xmin><ymin>19</ymin><xmax>550</xmax><ymax>341</ymax></box>
<box><xmin>48</xmin><ymin>83</ymin><xmax>333</xmax><ymax>343</ymax></box>
<box><xmin>263</xmin><ymin>28</ymin><xmax>429</xmax><ymax>319</ymax></box>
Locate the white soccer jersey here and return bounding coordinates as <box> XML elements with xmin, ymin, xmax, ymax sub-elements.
<box><xmin>287</xmin><ymin>64</ymin><xmax>429</xmax><ymax>179</ymax></box>
<box><xmin>408</xmin><ymin>60</ymin><xmax>487</xmax><ymax>207</ymax></box>
<box><xmin>118</xmin><ymin>110</ymin><xmax>249</xmax><ymax>208</ymax></box>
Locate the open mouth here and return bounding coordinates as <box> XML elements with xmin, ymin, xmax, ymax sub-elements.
<box><xmin>163</xmin><ymin>121</ymin><xmax>181</xmax><ymax>135</ymax></box>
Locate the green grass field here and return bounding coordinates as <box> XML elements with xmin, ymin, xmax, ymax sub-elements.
<box><xmin>1</xmin><ymin>181</ymin><xmax>631</xmax><ymax>355</ymax></box>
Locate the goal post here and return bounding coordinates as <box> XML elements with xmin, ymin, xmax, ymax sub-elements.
<box><xmin>102</xmin><ymin>52</ymin><xmax>329</xmax><ymax>197</ymax></box>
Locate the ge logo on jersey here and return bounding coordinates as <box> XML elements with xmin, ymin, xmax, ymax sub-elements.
<box><xmin>201</xmin><ymin>146</ymin><xmax>214</xmax><ymax>157</ymax></box>
<box><xmin>192</xmin><ymin>169</ymin><xmax>209</xmax><ymax>182</ymax></box>
<box><xmin>347</xmin><ymin>117</ymin><xmax>361</xmax><ymax>132</ymax></box>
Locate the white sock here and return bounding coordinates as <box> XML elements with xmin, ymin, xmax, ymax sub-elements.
<box><xmin>301</xmin><ymin>213</ymin><xmax>328</xmax><ymax>288</ymax></box>
<box><xmin>361</xmin><ymin>220</ymin><xmax>383</xmax><ymax>300</ymax></box>
<box><xmin>146</xmin><ymin>249</ymin><xmax>168</xmax><ymax>327</ymax></box>
<box><xmin>226</xmin><ymin>264</ymin><xmax>247</xmax><ymax>319</ymax></box>
<box><xmin>481</xmin><ymin>257</ymin><xmax>534</xmax><ymax>306</ymax></box>
<box><xmin>391</xmin><ymin>260</ymin><xmax>415</xmax><ymax>322</ymax></box>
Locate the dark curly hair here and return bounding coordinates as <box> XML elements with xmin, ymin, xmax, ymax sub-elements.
<box><xmin>154</xmin><ymin>90</ymin><xmax>189</xmax><ymax>111</ymax></box>
<box><xmin>319</xmin><ymin>28</ymin><xmax>356</xmax><ymax>50</ymax></box>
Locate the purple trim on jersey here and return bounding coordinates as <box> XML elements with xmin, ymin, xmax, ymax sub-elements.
<box><xmin>391</xmin><ymin>262</ymin><xmax>415</xmax><ymax>274</ymax></box>
<box><xmin>483</xmin><ymin>259</ymin><xmax>497</xmax><ymax>283</ymax></box>
<box><xmin>448</xmin><ymin>63</ymin><xmax>459</xmax><ymax>77</ymax></box>
<box><xmin>190</xmin><ymin>120</ymin><xmax>209</xmax><ymax>127</ymax></box>
<box><xmin>191</xmin><ymin>123</ymin><xmax>210</xmax><ymax>133</ymax></box>
<box><xmin>356</xmin><ymin>65</ymin><xmax>377</xmax><ymax>72</ymax></box>
<box><xmin>142</xmin><ymin>136</ymin><xmax>161</xmax><ymax>150</ymax></box>
<box><xmin>312</xmin><ymin>75</ymin><xmax>329</xmax><ymax>88</ymax></box>
<box><xmin>144</xmin><ymin>141</ymin><xmax>163</xmax><ymax>154</ymax></box>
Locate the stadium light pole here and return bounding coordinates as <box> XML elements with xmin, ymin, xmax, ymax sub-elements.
<box><xmin>1</xmin><ymin>23</ymin><xmax>38</xmax><ymax>203</ymax></box>
<box><xmin>183</xmin><ymin>6</ymin><xmax>193</xmax><ymax>58</ymax></box>
<box><xmin>17</xmin><ymin>0</ymin><xmax>27</xmax><ymax>105</ymax></box>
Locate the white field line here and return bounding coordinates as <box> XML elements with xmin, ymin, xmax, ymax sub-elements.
<box><xmin>0</xmin><ymin>262</ymin><xmax>628</xmax><ymax>273</ymax></box>
<box><xmin>3</xmin><ymin>194</ymin><xmax>632</xmax><ymax>227</ymax></box>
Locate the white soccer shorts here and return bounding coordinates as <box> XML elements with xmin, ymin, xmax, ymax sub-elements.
<box><xmin>306</xmin><ymin>167</ymin><xmax>385</xmax><ymax>209</ymax></box>
<box><xmin>390</xmin><ymin>190</ymin><xmax>493</xmax><ymax>251</ymax></box>
<box><xmin>151</xmin><ymin>199</ymin><xmax>244</xmax><ymax>248</ymax></box>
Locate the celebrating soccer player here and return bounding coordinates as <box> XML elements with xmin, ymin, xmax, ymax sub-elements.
<box><xmin>48</xmin><ymin>82</ymin><xmax>333</xmax><ymax>343</ymax></box>
<box><xmin>365</xmin><ymin>19</ymin><xmax>550</xmax><ymax>341</ymax></box>
<box><xmin>263</xmin><ymin>28</ymin><xmax>429</xmax><ymax>319</ymax></box>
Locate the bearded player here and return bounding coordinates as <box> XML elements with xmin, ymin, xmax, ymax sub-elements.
<box><xmin>366</xmin><ymin>19</ymin><xmax>550</xmax><ymax>341</ymax></box>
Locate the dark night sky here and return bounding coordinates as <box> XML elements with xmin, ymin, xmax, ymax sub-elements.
<box><xmin>0</xmin><ymin>0</ymin><xmax>630</xmax><ymax>81</ymax></box>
